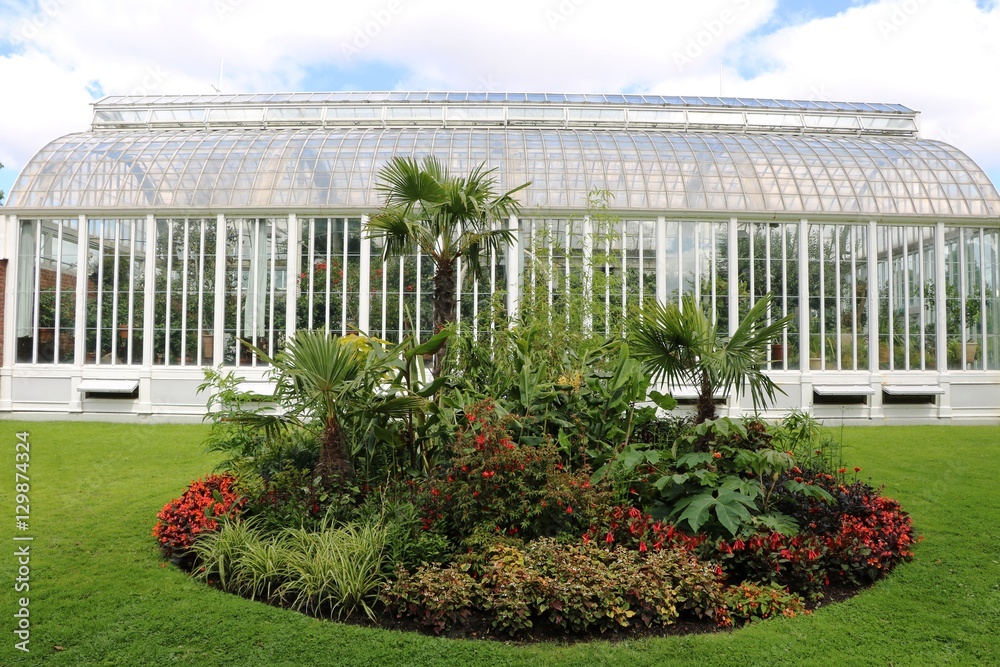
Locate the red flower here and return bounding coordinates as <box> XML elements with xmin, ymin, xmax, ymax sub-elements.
<box><xmin>639</xmin><ymin>541</ymin><xmax>648</xmax><ymax>552</ymax></box>
<box><xmin>605</xmin><ymin>532</ymin><xmax>615</xmax><ymax>544</ymax></box>
<box><xmin>854</xmin><ymin>467</ymin><xmax>862</xmax><ymax>473</ymax></box>
<box><xmin>566</xmin><ymin>506</ymin><xmax>573</xmax><ymax>514</ymax></box>
<box><xmin>713</xmin><ymin>451</ymin><xmax>722</xmax><ymax>459</ymax></box>
<box><xmin>838</xmin><ymin>467</ymin><xmax>848</xmax><ymax>474</ymax></box>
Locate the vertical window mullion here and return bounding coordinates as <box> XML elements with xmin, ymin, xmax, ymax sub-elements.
<box><xmin>621</xmin><ymin>222</ymin><xmax>627</xmax><ymax>329</ymax></box>
<box><xmin>250</xmin><ymin>220</ymin><xmax>260</xmax><ymax>366</ymax></box>
<box><xmin>96</xmin><ymin>220</ymin><xmax>106</xmax><ymax>365</ymax></box>
<box><xmin>341</xmin><ymin>218</ymin><xmax>349</xmax><ymax>335</ymax></box>
<box><xmin>180</xmin><ymin>221</ymin><xmax>190</xmax><ymax>366</ymax></box>
<box><xmin>959</xmin><ymin>228</ymin><xmax>968</xmax><ymax>367</ymax></box>
<box><xmin>196</xmin><ymin>220</ymin><xmax>206</xmax><ymax>365</ymax></box>
<box><xmin>917</xmin><ymin>229</ymin><xmax>926</xmax><ymax>370</ymax></box>
<box><xmin>850</xmin><ymin>225</ymin><xmax>859</xmax><ymax>371</ymax></box>
<box><xmin>415</xmin><ymin>249</ymin><xmax>422</xmax><ymax>342</ymax></box>
<box><xmin>397</xmin><ymin>255</ymin><xmax>405</xmax><ymax>343</ymax></box>
<box><xmin>381</xmin><ymin>254</ymin><xmax>388</xmax><ymax>341</ymax></box>
<box><xmin>31</xmin><ymin>222</ymin><xmax>41</xmax><ymax>364</ymax></box>
<box><xmin>324</xmin><ymin>220</ymin><xmax>332</xmax><ymax>334</ymax></box>
<box><xmin>978</xmin><ymin>227</ymin><xmax>987</xmax><ymax>368</ymax></box>
<box><xmin>234</xmin><ymin>219</ymin><xmax>244</xmax><ymax>364</ymax></box>
<box><xmin>308</xmin><ymin>218</ymin><xmax>316</xmax><ymax>330</ymax></box>
<box><xmin>547</xmin><ymin>223</ymin><xmax>554</xmax><ymax>324</ymax></box>
<box><xmin>638</xmin><ymin>221</ymin><xmax>644</xmax><ymax>311</ymax></box>
<box><xmin>834</xmin><ymin>225</ymin><xmax>842</xmax><ymax>369</ymax></box>
<box><xmin>128</xmin><ymin>220</ymin><xmax>138</xmax><ymax>364</ymax></box>
<box><xmin>902</xmin><ymin>228</ymin><xmax>911</xmax><ymax>370</ymax></box>
<box><xmin>780</xmin><ymin>224</ymin><xmax>788</xmax><ymax>359</ymax></box>
<box><xmin>268</xmin><ymin>219</ymin><xmax>277</xmax><ymax>358</ymax></box>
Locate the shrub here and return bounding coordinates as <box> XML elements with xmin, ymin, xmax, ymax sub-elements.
<box><xmin>775</xmin><ymin>471</ymin><xmax>918</xmax><ymax>585</ymax></box>
<box><xmin>356</xmin><ymin>495</ymin><xmax>453</xmax><ymax>573</ymax></box>
<box><xmin>584</xmin><ymin>505</ymin><xmax>707</xmax><ymax>553</ymax></box>
<box><xmin>153</xmin><ymin>474</ymin><xmax>244</xmax><ymax>561</ymax></box>
<box><xmin>242</xmin><ymin>466</ymin><xmax>355</xmax><ymax>533</ymax></box>
<box><xmin>722</xmin><ymin>582</ymin><xmax>809</xmax><ymax>626</ymax></box>
<box><xmin>823</xmin><ymin>489</ymin><xmax>917</xmax><ymax>584</ymax></box>
<box><xmin>709</xmin><ymin>531</ymin><xmax>829</xmax><ymax>599</ymax></box>
<box><xmin>385</xmin><ymin>539</ymin><xmax>726</xmax><ymax>636</ymax></box>
<box><xmin>384</xmin><ymin>562</ymin><xmax>482</xmax><ymax>634</ymax></box>
<box><xmin>420</xmin><ymin>403</ymin><xmax>610</xmax><ymax>543</ymax></box>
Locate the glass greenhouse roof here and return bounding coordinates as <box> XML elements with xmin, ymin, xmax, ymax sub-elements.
<box><xmin>9</xmin><ymin>127</ymin><xmax>999</xmax><ymax>217</ymax></box>
<box><xmin>88</xmin><ymin>93</ymin><xmax>919</xmax><ymax>137</ymax></box>
<box><xmin>95</xmin><ymin>91</ymin><xmax>914</xmax><ymax>113</ymax></box>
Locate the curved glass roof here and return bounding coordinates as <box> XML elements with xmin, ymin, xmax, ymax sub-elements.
<box><xmin>9</xmin><ymin>127</ymin><xmax>1000</xmax><ymax>217</ymax></box>
<box><xmin>95</xmin><ymin>91</ymin><xmax>915</xmax><ymax>113</ymax></box>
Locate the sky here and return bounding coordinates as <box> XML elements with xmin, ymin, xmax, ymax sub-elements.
<box><xmin>1</xmin><ymin>0</ymin><xmax>999</xmax><ymax>202</ymax></box>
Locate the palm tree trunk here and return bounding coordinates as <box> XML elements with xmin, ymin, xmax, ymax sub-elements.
<box><xmin>315</xmin><ymin>416</ymin><xmax>354</xmax><ymax>488</ymax></box>
<box><xmin>695</xmin><ymin>371</ymin><xmax>717</xmax><ymax>425</ymax></box>
<box><xmin>432</xmin><ymin>259</ymin><xmax>457</xmax><ymax>376</ymax></box>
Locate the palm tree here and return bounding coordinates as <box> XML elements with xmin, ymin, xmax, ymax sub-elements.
<box><xmin>366</xmin><ymin>156</ymin><xmax>529</xmax><ymax>374</ymax></box>
<box><xmin>238</xmin><ymin>332</ymin><xmax>424</xmax><ymax>487</ymax></box>
<box><xmin>630</xmin><ymin>293</ymin><xmax>792</xmax><ymax>425</ymax></box>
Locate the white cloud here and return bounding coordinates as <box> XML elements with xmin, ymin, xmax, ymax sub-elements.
<box><xmin>1</xmin><ymin>0</ymin><xmax>999</xmax><ymax>194</ymax></box>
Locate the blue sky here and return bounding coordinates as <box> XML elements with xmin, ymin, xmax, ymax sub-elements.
<box><xmin>2</xmin><ymin>0</ymin><xmax>1000</xmax><ymax>201</ymax></box>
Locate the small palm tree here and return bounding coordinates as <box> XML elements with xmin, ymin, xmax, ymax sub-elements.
<box><xmin>366</xmin><ymin>156</ymin><xmax>529</xmax><ymax>374</ymax></box>
<box><xmin>238</xmin><ymin>332</ymin><xmax>424</xmax><ymax>487</ymax></box>
<box><xmin>630</xmin><ymin>293</ymin><xmax>792</xmax><ymax>424</ymax></box>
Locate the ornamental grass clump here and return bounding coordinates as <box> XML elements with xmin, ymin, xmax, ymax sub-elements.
<box><xmin>280</xmin><ymin>521</ymin><xmax>390</xmax><ymax>620</ymax></box>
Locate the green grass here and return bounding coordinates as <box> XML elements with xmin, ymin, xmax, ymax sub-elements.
<box><xmin>1</xmin><ymin>421</ymin><xmax>998</xmax><ymax>666</ymax></box>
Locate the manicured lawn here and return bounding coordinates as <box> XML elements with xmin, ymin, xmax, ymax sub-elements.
<box><xmin>1</xmin><ymin>421</ymin><xmax>998</xmax><ymax>666</ymax></box>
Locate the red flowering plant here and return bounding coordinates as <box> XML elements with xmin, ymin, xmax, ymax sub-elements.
<box><xmin>419</xmin><ymin>400</ymin><xmax>610</xmax><ymax>544</ymax></box>
<box><xmin>772</xmin><ymin>468</ymin><xmax>919</xmax><ymax>587</ymax></box>
<box><xmin>153</xmin><ymin>474</ymin><xmax>245</xmax><ymax>564</ymax></box>
<box><xmin>820</xmin><ymin>486</ymin><xmax>918</xmax><ymax>584</ymax></box>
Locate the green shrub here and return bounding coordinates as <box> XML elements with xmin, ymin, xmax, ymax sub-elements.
<box><xmin>384</xmin><ymin>562</ymin><xmax>482</xmax><ymax>634</ymax></box>
<box><xmin>356</xmin><ymin>494</ymin><xmax>454</xmax><ymax>572</ymax></box>
<box><xmin>386</xmin><ymin>539</ymin><xmax>726</xmax><ymax>636</ymax></box>
<box><xmin>722</xmin><ymin>582</ymin><xmax>809</xmax><ymax>626</ymax></box>
<box><xmin>243</xmin><ymin>466</ymin><xmax>355</xmax><ymax>533</ymax></box>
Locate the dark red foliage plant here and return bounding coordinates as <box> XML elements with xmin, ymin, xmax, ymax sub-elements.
<box><xmin>152</xmin><ymin>474</ymin><xmax>244</xmax><ymax>561</ymax></box>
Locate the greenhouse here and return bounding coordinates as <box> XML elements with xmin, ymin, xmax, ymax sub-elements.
<box><xmin>1</xmin><ymin>91</ymin><xmax>999</xmax><ymax>421</ymax></box>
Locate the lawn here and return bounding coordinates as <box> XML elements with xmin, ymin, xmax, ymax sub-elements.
<box><xmin>1</xmin><ymin>421</ymin><xmax>998</xmax><ymax>666</ymax></box>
